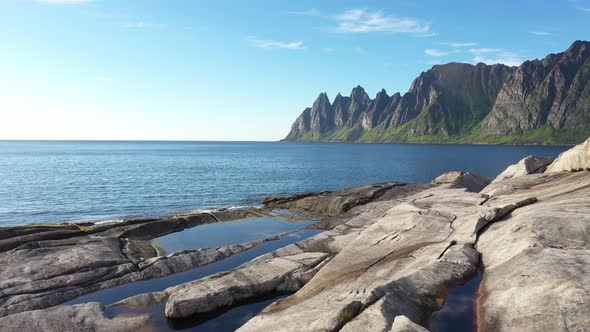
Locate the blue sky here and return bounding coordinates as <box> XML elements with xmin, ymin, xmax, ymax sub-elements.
<box><xmin>1</xmin><ymin>0</ymin><xmax>589</xmax><ymax>141</ymax></box>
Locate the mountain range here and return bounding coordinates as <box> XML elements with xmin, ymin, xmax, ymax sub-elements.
<box><xmin>284</xmin><ymin>40</ymin><xmax>590</xmax><ymax>145</ymax></box>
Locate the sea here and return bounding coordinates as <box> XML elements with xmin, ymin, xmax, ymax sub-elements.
<box><xmin>0</xmin><ymin>140</ymin><xmax>568</xmax><ymax>227</ymax></box>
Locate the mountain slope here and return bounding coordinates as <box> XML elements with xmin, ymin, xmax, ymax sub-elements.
<box><xmin>284</xmin><ymin>40</ymin><xmax>590</xmax><ymax>145</ymax></box>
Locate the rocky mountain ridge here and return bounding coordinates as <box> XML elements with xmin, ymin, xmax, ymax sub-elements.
<box><xmin>284</xmin><ymin>40</ymin><xmax>590</xmax><ymax>145</ymax></box>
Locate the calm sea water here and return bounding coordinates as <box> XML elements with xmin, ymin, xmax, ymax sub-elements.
<box><xmin>0</xmin><ymin>140</ymin><xmax>567</xmax><ymax>226</ymax></box>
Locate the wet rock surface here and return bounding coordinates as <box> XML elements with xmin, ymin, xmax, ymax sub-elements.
<box><xmin>238</xmin><ymin>186</ymin><xmax>507</xmax><ymax>331</ymax></box>
<box><xmin>0</xmin><ymin>208</ymin><xmax>311</xmax><ymax>318</ymax></box>
<box><xmin>165</xmin><ymin>252</ymin><xmax>329</xmax><ymax>318</ymax></box>
<box><xmin>0</xmin><ymin>302</ymin><xmax>151</xmax><ymax>332</ymax></box>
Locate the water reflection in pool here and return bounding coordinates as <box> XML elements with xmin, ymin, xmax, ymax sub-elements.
<box><xmin>66</xmin><ymin>229</ymin><xmax>322</xmax><ymax>306</ymax></box>
<box><xmin>106</xmin><ymin>294</ymin><xmax>288</xmax><ymax>331</ymax></box>
<box><xmin>153</xmin><ymin>216</ymin><xmax>315</xmax><ymax>254</ymax></box>
<box><xmin>430</xmin><ymin>269</ymin><xmax>482</xmax><ymax>332</ymax></box>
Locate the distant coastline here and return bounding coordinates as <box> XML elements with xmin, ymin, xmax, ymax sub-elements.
<box><xmin>279</xmin><ymin>139</ymin><xmax>576</xmax><ymax>147</ymax></box>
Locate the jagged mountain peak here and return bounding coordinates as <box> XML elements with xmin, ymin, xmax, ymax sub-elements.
<box><xmin>315</xmin><ymin>92</ymin><xmax>330</xmax><ymax>101</ymax></box>
<box><xmin>375</xmin><ymin>88</ymin><xmax>388</xmax><ymax>98</ymax></box>
<box><xmin>350</xmin><ymin>85</ymin><xmax>368</xmax><ymax>97</ymax></box>
<box><xmin>567</xmin><ymin>40</ymin><xmax>590</xmax><ymax>53</ymax></box>
<box><xmin>284</xmin><ymin>41</ymin><xmax>590</xmax><ymax>144</ymax></box>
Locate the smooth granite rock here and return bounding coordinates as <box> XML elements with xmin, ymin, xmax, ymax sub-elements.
<box><xmin>0</xmin><ymin>182</ymin><xmax>432</xmax><ymax>322</ymax></box>
<box><xmin>432</xmin><ymin>171</ymin><xmax>491</xmax><ymax>192</ymax></box>
<box><xmin>546</xmin><ymin>137</ymin><xmax>590</xmax><ymax>172</ymax></box>
<box><xmin>491</xmin><ymin>155</ymin><xmax>554</xmax><ymax>183</ymax></box>
<box><xmin>238</xmin><ymin>188</ymin><xmax>496</xmax><ymax>331</ymax></box>
<box><xmin>0</xmin><ymin>237</ymin><xmax>137</xmax><ymax>317</ymax></box>
<box><xmin>477</xmin><ymin>170</ymin><xmax>590</xmax><ymax>332</ymax></box>
<box><xmin>390</xmin><ymin>315</ymin><xmax>429</xmax><ymax>332</ymax></box>
<box><xmin>431</xmin><ymin>171</ymin><xmax>465</xmax><ymax>184</ymax></box>
<box><xmin>112</xmin><ymin>183</ymin><xmax>434</xmax><ymax>315</ymax></box>
<box><xmin>0</xmin><ymin>233</ymin><xmax>280</xmax><ymax>317</ymax></box>
<box><xmin>165</xmin><ymin>252</ymin><xmax>329</xmax><ymax>318</ymax></box>
<box><xmin>263</xmin><ymin>182</ymin><xmax>405</xmax><ymax>217</ymax></box>
<box><xmin>0</xmin><ymin>302</ymin><xmax>151</xmax><ymax>332</ymax></box>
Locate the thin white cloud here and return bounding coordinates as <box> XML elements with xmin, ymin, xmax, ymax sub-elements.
<box><xmin>441</xmin><ymin>42</ymin><xmax>480</xmax><ymax>48</ymax></box>
<box><xmin>121</xmin><ymin>22</ymin><xmax>165</xmax><ymax>28</ymax></box>
<box><xmin>473</xmin><ymin>51</ymin><xmax>523</xmax><ymax>67</ymax></box>
<box><xmin>247</xmin><ymin>36</ymin><xmax>305</xmax><ymax>50</ymax></box>
<box><xmin>33</xmin><ymin>0</ymin><xmax>91</xmax><ymax>4</ymax></box>
<box><xmin>425</xmin><ymin>42</ymin><xmax>524</xmax><ymax>67</ymax></box>
<box><xmin>468</xmin><ymin>48</ymin><xmax>502</xmax><ymax>53</ymax></box>
<box><xmin>332</xmin><ymin>8</ymin><xmax>431</xmax><ymax>34</ymax></box>
<box><xmin>569</xmin><ymin>0</ymin><xmax>590</xmax><ymax>12</ymax></box>
<box><xmin>418</xmin><ymin>32</ymin><xmax>439</xmax><ymax>38</ymax></box>
<box><xmin>424</xmin><ymin>49</ymin><xmax>449</xmax><ymax>57</ymax></box>
<box><xmin>95</xmin><ymin>77</ymin><xmax>113</xmax><ymax>81</ymax></box>
<box><xmin>528</xmin><ymin>30</ymin><xmax>556</xmax><ymax>36</ymax></box>
<box><xmin>289</xmin><ymin>8</ymin><xmax>320</xmax><ymax>16</ymax></box>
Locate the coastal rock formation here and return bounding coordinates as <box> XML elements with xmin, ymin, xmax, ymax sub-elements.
<box><xmin>491</xmin><ymin>155</ymin><xmax>554</xmax><ymax>183</ymax></box>
<box><xmin>0</xmin><ymin>208</ymin><xmax>307</xmax><ymax>317</ymax></box>
<box><xmin>0</xmin><ymin>237</ymin><xmax>136</xmax><ymax>316</ymax></box>
<box><xmin>0</xmin><ymin>211</ymin><xmax>226</xmax><ymax>252</ymax></box>
<box><xmin>238</xmin><ymin>185</ymin><xmax>538</xmax><ymax>331</ymax></box>
<box><xmin>0</xmin><ymin>232</ymin><xmax>285</xmax><ymax>317</ymax></box>
<box><xmin>165</xmin><ymin>252</ymin><xmax>329</xmax><ymax>318</ymax></box>
<box><xmin>2</xmin><ymin>139</ymin><xmax>590</xmax><ymax>331</ymax></box>
<box><xmin>0</xmin><ymin>302</ymin><xmax>151</xmax><ymax>332</ymax></box>
<box><xmin>390</xmin><ymin>316</ymin><xmax>429</xmax><ymax>332</ymax></box>
<box><xmin>0</xmin><ymin>181</ymin><xmax>428</xmax><ymax>321</ymax></box>
<box><xmin>262</xmin><ymin>182</ymin><xmax>404</xmax><ymax>217</ymax></box>
<box><xmin>284</xmin><ymin>41</ymin><xmax>590</xmax><ymax>144</ymax></box>
<box><xmin>478</xmin><ymin>171</ymin><xmax>590</xmax><ymax>331</ymax></box>
<box><xmin>546</xmin><ymin>137</ymin><xmax>590</xmax><ymax>172</ymax></box>
<box><xmin>111</xmin><ymin>183</ymin><xmax>433</xmax><ymax>314</ymax></box>
<box><xmin>431</xmin><ymin>171</ymin><xmax>491</xmax><ymax>192</ymax></box>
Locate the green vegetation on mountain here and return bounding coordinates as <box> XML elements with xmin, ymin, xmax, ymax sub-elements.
<box><xmin>284</xmin><ymin>40</ymin><xmax>590</xmax><ymax>145</ymax></box>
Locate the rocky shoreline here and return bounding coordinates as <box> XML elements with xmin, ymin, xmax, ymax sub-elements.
<box><xmin>0</xmin><ymin>138</ymin><xmax>589</xmax><ymax>331</ymax></box>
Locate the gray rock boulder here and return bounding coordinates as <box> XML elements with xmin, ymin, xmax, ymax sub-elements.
<box><xmin>0</xmin><ymin>234</ymin><xmax>280</xmax><ymax>317</ymax></box>
<box><xmin>546</xmin><ymin>137</ymin><xmax>590</xmax><ymax>172</ymax></box>
<box><xmin>263</xmin><ymin>182</ymin><xmax>405</xmax><ymax>217</ymax></box>
<box><xmin>0</xmin><ymin>302</ymin><xmax>151</xmax><ymax>332</ymax></box>
<box><xmin>390</xmin><ymin>315</ymin><xmax>429</xmax><ymax>332</ymax></box>
<box><xmin>0</xmin><ymin>237</ymin><xmax>137</xmax><ymax>317</ymax></box>
<box><xmin>491</xmin><ymin>155</ymin><xmax>554</xmax><ymax>183</ymax></box>
<box><xmin>238</xmin><ymin>188</ymin><xmax>492</xmax><ymax>331</ymax></box>
<box><xmin>165</xmin><ymin>252</ymin><xmax>329</xmax><ymax>318</ymax></box>
<box><xmin>478</xmin><ymin>170</ymin><xmax>590</xmax><ymax>331</ymax></box>
<box><xmin>432</xmin><ymin>171</ymin><xmax>491</xmax><ymax>192</ymax></box>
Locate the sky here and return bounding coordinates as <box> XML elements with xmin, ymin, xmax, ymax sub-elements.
<box><xmin>1</xmin><ymin>0</ymin><xmax>589</xmax><ymax>141</ymax></box>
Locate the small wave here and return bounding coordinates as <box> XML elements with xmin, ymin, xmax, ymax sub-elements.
<box><xmin>93</xmin><ymin>219</ymin><xmax>125</xmax><ymax>225</ymax></box>
<box><xmin>183</xmin><ymin>205</ymin><xmax>262</xmax><ymax>215</ymax></box>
